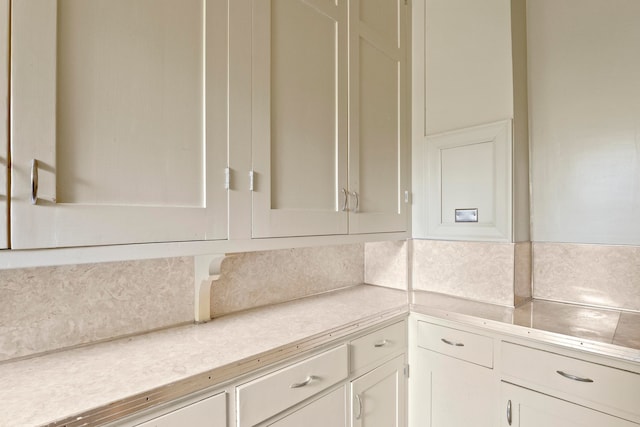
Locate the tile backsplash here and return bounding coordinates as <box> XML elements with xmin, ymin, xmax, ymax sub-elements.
<box><xmin>210</xmin><ymin>244</ymin><xmax>364</xmax><ymax>317</ymax></box>
<box><xmin>533</xmin><ymin>242</ymin><xmax>640</xmax><ymax>312</ymax></box>
<box><xmin>0</xmin><ymin>257</ymin><xmax>194</xmax><ymax>362</ymax></box>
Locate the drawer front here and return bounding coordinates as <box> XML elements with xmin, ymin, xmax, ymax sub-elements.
<box><xmin>502</xmin><ymin>342</ymin><xmax>640</xmax><ymax>419</ymax></box>
<box><xmin>135</xmin><ymin>392</ymin><xmax>226</xmax><ymax>427</ymax></box>
<box><xmin>350</xmin><ymin>320</ymin><xmax>406</xmax><ymax>373</ymax></box>
<box><xmin>236</xmin><ymin>345</ymin><xmax>348</xmax><ymax>427</ymax></box>
<box><xmin>416</xmin><ymin>321</ymin><xmax>493</xmax><ymax>368</ymax></box>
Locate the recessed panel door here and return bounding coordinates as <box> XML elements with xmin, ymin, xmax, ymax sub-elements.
<box><xmin>251</xmin><ymin>0</ymin><xmax>348</xmax><ymax>238</ymax></box>
<box><xmin>11</xmin><ymin>0</ymin><xmax>228</xmax><ymax>248</ymax></box>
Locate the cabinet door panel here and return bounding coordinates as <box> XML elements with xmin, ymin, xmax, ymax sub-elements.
<box><xmin>251</xmin><ymin>0</ymin><xmax>348</xmax><ymax>238</ymax></box>
<box><xmin>502</xmin><ymin>382</ymin><xmax>638</xmax><ymax>427</ymax></box>
<box><xmin>11</xmin><ymin>0</ymin><xmax>228</xmax><ymax>248</ymax></box>
<box><xmin>412</xmin><ymin>347</ymin><xmax>498</xmax><ymax>427</ymax></box>
<box><xmin>352</xmin><ymin>355</ymin><xmax>406</xmax><ymax>427</ymax></box>
<box><xmin>348</xmin><ymin>0</ymin><xmax>408</xmax><ymax>234</ymax></box>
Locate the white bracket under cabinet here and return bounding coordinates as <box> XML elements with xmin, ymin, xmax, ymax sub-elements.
<box><xmin>418</xmin><ymin>120</ymin><xmax>513</xmax><ymax>241</ymax></box>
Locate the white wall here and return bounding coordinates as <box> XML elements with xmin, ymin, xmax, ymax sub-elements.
<box><xmin>528</xmin><ymin>0</ymin><xmax>640</xmax><ymax>245</ymax></box>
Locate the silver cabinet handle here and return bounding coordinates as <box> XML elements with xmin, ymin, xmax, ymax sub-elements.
<box><xmin>374</xmin><ymin>339</ymin><xmax>389</xmax><ymax>348</ymax></box>
<box><xmin>30</xmin><ymin>159</ymin><xmax>39</xmax><ymax>205</ymax></box>
<box><xmin>350</xmin><ymin>191</ymin><xmax>359</xmax><ymax>212</ymax></box>
<box><xmin>507</xmin><ymin>400</ymin><xmax>512</xmax><ymax>425</ymax></box>
<box><xmin>354</xmin><ymin>393</ymin><xmax>363</xmax><ymax>420</ymax></box>
<box><xmin>441</xmin><ymin>338</ymin><xmax>464</xmax><ymax>347</ymax></box>
<box><xmin>556</xmin><ymin>371</ymin><xmax>594</xmax><ymax>383</ymax></box>
<box><xmin>341</xmin><ymin>188</ymin><xmax>349</xmax><ymax>212</ymax></box>
<box><xmin>290</xmin><ymin>375</ymin><xmax>316</xmax><ymax>389</ymax></box>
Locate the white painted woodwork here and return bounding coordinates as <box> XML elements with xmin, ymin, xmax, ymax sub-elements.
<box><xmin>416</xmin><ymin>320</ymin><xmax>494</xmax><ymax>368</ymax></box>
<box><xmin>10</xmin><ymin>0</ymin><xmax>228</xmax><ymax>248</ymax></box>
<box><xmin>134</xmin><ymin>392</ymin><xmax>226</xmax><ymax>427</ymax></box>
<box><xmin>412</xmin><ymin>347</ymin><xmax>498</xmax><ymax>427</ymax></box>
<box><xmin>351</xmin><ymin>355</ymin><xmax>407</xmax><ymax>427</ymax></box>
<box><xmin>348</xmin><ymin>0</ymin><xmax>409</xmax><ymax>234</ymax></box>
<box><xmin>528</xmin><ymin>0</ymin><xmax>640</xmax><ymax>245</ymax></box>
<box><xmin>236</xmin><ymin>344</ymin><xmax>348</xmax><ymax>427</ymax></box>
<box><xmin>412</xmin><ymin>0</ymin><xmax>530</xmax><ymax>242</ymax></box>
<box><xmin>350</xmin><ymin>320</ymin><xmax>407</xmax><ymax>374</ymax></box>
<box><xmin>0</xmin><ymin>0</ymin><xmax>8</xmax><ymax>249</ymax></box>
<box><xmin>501</xmin><ymin>382</ymin><xmax>639</xmax><ymax>427</ymax></box>
<box><xmin>502</xmin><ymin>342</ymin><xmax>640</xmax><ymax>421</ymax></box>
<box><xmin>251</xmin><ymin>0</ymin><xmax>349</xmax><ymax>238</ymax></box>
<box><xmin>424</xmin><ymin>121</ymin><xmax>512</xmax><ymax>241</ymax></box>
<box><xmin>268</xmin><ymin>386</ymin><xmax>347</xmax><ymax>427</ymax></box>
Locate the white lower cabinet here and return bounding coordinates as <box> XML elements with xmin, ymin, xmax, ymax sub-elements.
<box><xmin>410</xmin><ymin>320</ymin><xmax>498</xmax><ymax>427</ymax></box>
<box><xmin>501</xmin><ymin>382</ymin><xmax>638</xmax><ymax>427</ymax></box>
<box><xmin>133</xmin><ymin>392</ymin><xmax>227</xmax><ymax>427</ymax></box>
<box><xmin>268</xmin><ymin>386</ymin><xmax>347</xmax><ymax>427</ymax></box>
<box><xmin>351</xmin><ymin>355</ymin><xmax>407</xmax><ymax>427</ymax></box>
<box><xmin>236</xmin><ymin>345</ymin><xmax>349</xmax><ymax>427</ymax></box>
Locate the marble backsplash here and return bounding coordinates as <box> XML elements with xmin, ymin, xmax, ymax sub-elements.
<box><xmin>412</xmin><ymin>239</ymin><xmax>531</xmax><ymax>307</ymax></box>
<box><xmin>210</xmin><ymin>244</ymin><xmax>364</xmax><ymax>317</ymax></box>
<box><xmin>533</xmin><ymin>242</ymin><xmax>640</xmax><ymax>312</ymax></box>
<box><xmin>364</xmin><ymin>240</ymin><xmax>408</xmax><ymax>290</ymax></box>
<box><xmin>0</xmin><ymin>257</ymin><xmax>194</xmax><ymax>362</ymax></box>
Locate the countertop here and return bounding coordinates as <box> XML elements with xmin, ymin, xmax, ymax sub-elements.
<box><xmin>0</xmin><ymin>285</ymin><xmax>409</xmax><ymax>427</ymax></box>
<box><xmin>2</xmin><ymin>284</ymin><xmax>640</xmax><ymax>427</ymax></box>
<box><xmin>412</xmin><ymin>290</ymin><xmax>640</xmax><ymax>364</ymax></box>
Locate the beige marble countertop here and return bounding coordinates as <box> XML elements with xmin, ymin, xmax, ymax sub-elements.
<box><xmin>0</xmin><ymin>285</ymin><xmax>409</xmax><ymax>427</ymax></box>
<box><xmin>412</xmin><ymin>291</ymin><xmax>640</xmax><ymax>363</ymax></box>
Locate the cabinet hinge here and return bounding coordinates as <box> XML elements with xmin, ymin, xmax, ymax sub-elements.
<box><xmin>224</xmin><ymin>167</ymin><xmax>230</xmax><ymax>190</ymax></box>
<box><xmin>249</xmin><ymin>170</ymin><xmax>254</xmax><ymax>192</ymax></box>
<box><xmin>404</xmin><ymin>364</ymin><xmax>410</xmax><ymax>378</ymax></box>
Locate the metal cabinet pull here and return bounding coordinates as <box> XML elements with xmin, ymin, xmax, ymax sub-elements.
<box><xmin>350</xmin><ymin>191</ymin><xmax>359</xmax><ymax>212</ymax></box>
<box><xmin>30</xmin><ymin>159</ymin><xmax>39</xmax><ymax>205</ymax></box>
<box><xmin>341</xmin><ymin>188</ymin><xmax>349</xmax><ymax>212</ymax></box>
<box><xmin>506</xmin><ymin>400</ymin><xmax>512</xmax><ymax>425</ymax></box>
<box><xmin>290</xmin><ymin>375</ymin><xmax>316</xmax><ymax>389</ymax></box>
<box><xmin>441</xmin><ymin>338</ymin><xmax>464</xmax><ymax>347</ymax></box>
<box><xmin>556</xmin><ymin>370</ymin><xmax>594</xmax><ymax>383</ymax></box>
<box><xmin>354</xmin><ymin>393</ymin><xmax>363</xmax><ymax>420</ymax></box>
<box><xmin>373</xmin><ymin>339</ymin><xmax>389</xmax><ymax>348</ymax></box>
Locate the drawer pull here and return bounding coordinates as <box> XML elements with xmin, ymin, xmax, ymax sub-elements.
<box><xmin>354</xmin><ymin>393</ymin><xmax>363</xmax><ymax>420</ymax></box>
<box><xmin>441</xmin><ymin>338</ymin><xmax>464</xmax><ymax>347</ymax></box>
<box><xmin>374</xmin><ymin>339</ymin><xmax>389</xmax><ymax>348</ymax></box>
<box><xmin>506</xmin><ymin>399</ymin><xmax>512</xmax><ymax>425</ymax></box>
<box><xmin>556</xmin><ymin>370</ymin><xmax>594</xmax><ymax>383</ymax></box>
<box><xmin>289</xmin><ymin>375</ymin><xmax>317</xmax><ymax>389</ymax></box>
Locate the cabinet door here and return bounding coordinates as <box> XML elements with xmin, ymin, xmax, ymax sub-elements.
<box><xmin>268</xmin><ymin>386</ymin><xmax>347</xmax><ymax>427</ymax></box>
<box><xmin>348</xmin><ymin>0</ymin><xmax>409</xmax><ymax>234</ymax></box>
<box><xmin>10</xmin><ymin>0</ymin><xmax>228</xmax><ymax>248</ymax></box>
<box><xmin>501</xmin><ymin>382</ymin><xmax>639</xmax><ymax>427</ymax></box>
<box><xmin>0</xmin><ymin>0</ymin><xmax>8</xmax><ymax>249</ymax></box>
<box><xmin>411</xmin><ymin>347</ymin><xmax>498</xmax><ymax>427</ymax></box>
<box><xmin>251</xmin><ymin>0</ymin><xmax>349</xmax><ymax>238</ymax></box>
<box><xmin>351</xmin><ymin>355</ymin><xmax>407</xmax><ymax>427</ymax></box>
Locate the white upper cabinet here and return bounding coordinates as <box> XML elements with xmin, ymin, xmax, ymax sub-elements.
<box><xmin>249</xmin><ymin>0</ymin><xmax>409</xmax><ymax>238</ymax></box>
<box><xmin>10</xmin><ymin>0</ymin><xmax>228</xmax><ymax>249</ymax></box>
<box><xmin>412</xmin><ymin>0</ymin><xmax>530</xmax><ymax>242</ymax></box>
<box><xmin>348</xmin><ymin>0</ymin><xmax>410</xmax><ymax>234</ymax></box>
<box><xmin>250</xmin><ymin>0</ymin><xmax>349</xmax><ymax>238</ymax></box>
<box><xmin>0</xmin><ymin>0</ymin><xmax>8</xmax><ymax>249</ymax></box>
